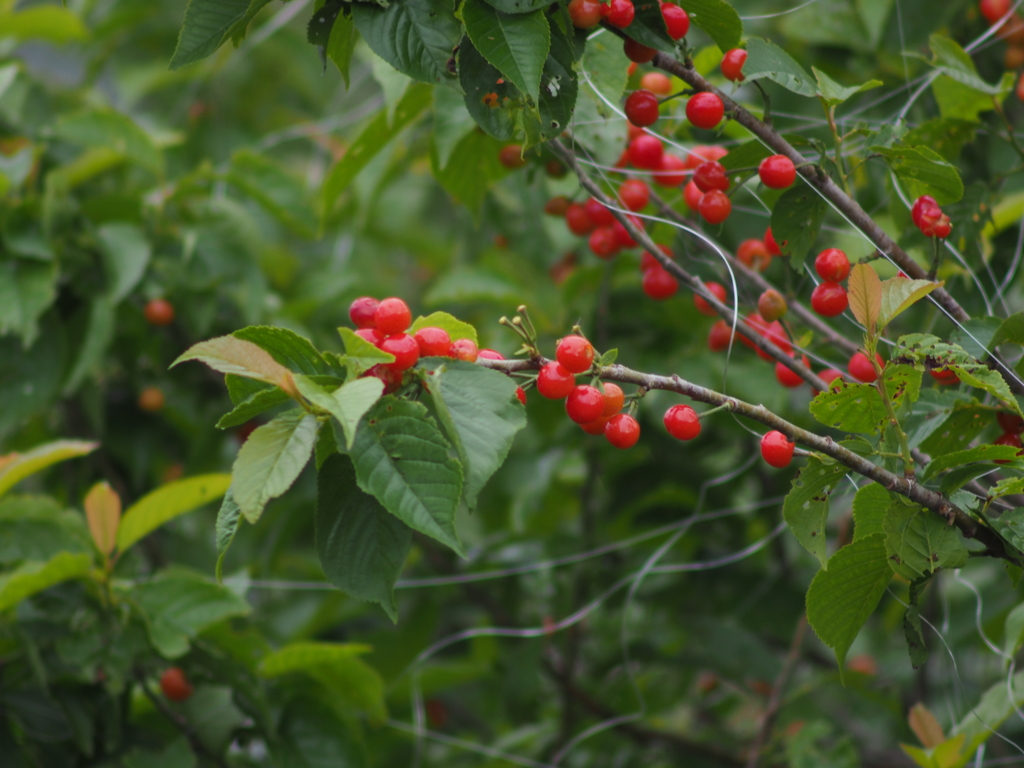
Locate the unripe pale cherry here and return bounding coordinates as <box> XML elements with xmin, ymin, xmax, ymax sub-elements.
<box><xmin>556</xmin><ymin>336</ymin><xmax>595</xmax><ymax>374</ymax></box>
<box><xmin>349</xmin><ymin>296</ymin><xmax>379</xmax><ymax>329</ymax></box>
<box><xmin>810</xmin><ymin>282</ymin><xmax>848</xmax><ymax>317</ymax></box>
<box><xmin>537</xmin><ymin>362</ymin><xmax>576</xmax><ymax>399</ymax></box>
<box><xmin>720</xmin><ymin>48</ymin><xmax>747</xmax><ymax>81</ymax></box>
<box><xmin>478</xmin><ymin>349</ymin><xmax>504</xmax><ymax>360</ymax></box>
<box><xmin>450</xmin><ymin>338</ymin><xmax>479</xmax><ymax>362</ymax></box>
<box><xmin>566</xmin><ymin>385</ymin><xmax>605</xmax><ymax>424</ymax></box>
<box><xmin>758</xmin><ymin>155</ymin><xmax>797</xmax><ymax>189</ymax></box>
<box><xmin>757</xmin><ymin>289</ymin><xmax>787</xmax><ymax>322</ymax></box>
<box><xmin>693</xmin><ymin>281</ymin><xmax>727</xmax><ymax>317</ymax></box>
<box><xmin>640</xmin><ymin>72</ymin><xmax>672</xmax><ymax>96</ymax></box>
<box><xmin>686</xmin><ymin>92</ymin><xmax>725</xmax><ymax>130</ymax></box>
<box><xmin>664</xmin><ymin>404</ymin><xmax>700</xmax><ymax>440</ymax></box>
<box><xmin>814</xmin><ymin>248</ymin><xmax>850</xmax><ymax>282</ymax></box>
<box><xmin>848</xmin><ymin>351</ymin><xmax>883</xmax><ymax>383</ymax></box>
<box><xmin>737</xmin><ymin>239</ymin><xmax>771</xmax><ymax>271</ymax></box>
<box><xmin>761</xmin><ymin>431</ymin><xmax>795</xmax><ymax>468</ymax></box>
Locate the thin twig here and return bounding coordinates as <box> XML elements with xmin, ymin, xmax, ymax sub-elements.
<box><xmin>745</xmin><ymin>615</ymin><xmax>808</xmax><ymax>768</ymax></box>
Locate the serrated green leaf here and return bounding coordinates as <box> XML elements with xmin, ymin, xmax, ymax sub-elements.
<box><xmin>990</xmin><ymin>312</ymin><xmax>1024</xmax><ymax>349</ymax></box>
<box><xmin>883</xmin><ymin>505</ymin><xmax>968</xmax><ymax>581</ymax></box>
<box><xmin>170</xmin><ymin>0</ymin><xmax>252</xmax><ymax>70</ymax></box>
<box><xmin>904</xmin><ymin>118</ymin><xmax>978</xmax><ymax>163</ymax></box>
<box><xmin>921</xmin><ymin>445</ymin><xmax>1022</xmax><ymax>482</ymax></box>
<box><xmin>873</xmin><ymin>145</ymin><xmax>963</xmax><ymax>206</ymax></box>
<box><xmin>930</xmin><ymin>34</ymin><xmax>1012</xmax><ymax>96</ymax></box>
<box><xmin>352</xmin><ymin>0</ymin><xmax>461</xmax><ymax>88</ymax></box>
<box><xmin>173</xmin><ymin>335</ymin><xmax>295</xmax><ymax>389</ymax></box>
<box><xmin>214</xmin><ymin>489</ymin><xmax>241</xmax><ymax>583</ymax></box>
<box><xmin>408</xmin><ymin>311</ymin><xmax>479</xmax><ymax>344</ymax></box>
<box><xmin>522</xmin><ymin>20</ymin><xmax>578</xmax><ymax>148</ymax></box>
<box><xmin>782</xmin><ymin>457</ymin><xmax>849</xmax><ymax>567</ymax></box>
<box><xmin>950</xmin><ymin>365</ymin><xmax>1021</xmax><ymax>416</ymax></box>
<box><xmin>351</xmin><ymin>397</ymin><xmax>464</xmax><ymax>554</ymax></box>
<box><xmin>853</xmin><ymin>483</ymin><xmax>891</xmax><ymax>541</ymax></box>
<box><xmin>719</xmin><ymin>140</ymin><xmax>774</xmax><ymax>173</ymax></box>
<box><xmin>919</xmin><ymin>406</ymin><xmax>992</xmax><ymax>457</ymax></box>
<box><xmin>0</xmin><ymin>552</ymin><xmax>95</xmax><ymax>613</ymax></box>
<box><xmin>810</xmin><ymin>379</ymin><xmax>887</xmax><ymax>433</ymax></box>
<box><xmin>117</xmin><ymin>474</ymin><xmax>232</xmax><ymax>552</ymax></box>
<box><xmin>216</xmin><ymin>387</ymin><xmax>289</xmax><ymax>429</ymax></box>
<box><xmin>0</xmin><ymin>440</ymin><xmax>97</xmax><ymax>500</ymax></box>
<box><xmin>879</xmin><ymin>278</ymin><xmax>941</xmax><ymax>331</ymax></box>
<box><xmin>769</xmin><ymin>181</ymin><xmax>828</xmax><ymax>270</ymax></box>
<box><xmin>459</xmin><ymin>36</ymin><xmax>520</xmax><ymax>141</ymax></box>
<box><xmin>622</xmin><ymin>0</ymin><xmax>675</xmax><ymax>53</ymax></box>
<box><xmin>308</xmin><ymin>0</ymin><xmax>341</xmax><ymax>72</ymax></box>
<box><xmin>430</xmin><ymin>128</ymin><xmax>508</xmax><ymax>216</ymax></box>
<box><xmin>676</xmin><ymin>0</ymin><xmax>742</xmax><ymax>52</ymax></box>
<box><xmin>904</xmin><ymin>579</ymin><xmax>929</xmax><ymax>669</ymax></box>
<box><xmin>232</xmin><ymin>410</ymin><xmax>318</xmax><ymax>524</ymax></box>
<box><xmin>743</xmin><ymin>37</ymin><xmax>817</xmax><ymax>97</ymax></box>
<box><xmin>294</xmin><ymin>375</ymin><xmax>384</xmax><ymax>449</ymax></box>
<box><xmin>807</xmin><ymin>534</ymin><xmax>892</xmax><ymax>677</ymax></box>
<box><xmin>813</xmin><ymin>67</ymin><xmax>881</xmax><ymax>107</ymax></box>
<box><xmin>328</xmin><ymin>6</ymin><xmax>358</xmax><ymax>87</ymax></box>
<box><xmin>316</xmin><ymin>454</ymin><xmax>412</xmax><ymax>622</ymax></box>
<box><xmin>462</xmin><ymin>0</ymin><xmax>549</xmax><ymax>104</ymax></box>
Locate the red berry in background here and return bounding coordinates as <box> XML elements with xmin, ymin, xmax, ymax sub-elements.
<box><xmin>721</xmin><ymin>48</ymin><xmax>747</xmax><ymax>81</ymax></box>
<box><xmin>994</xmin><ymin>432</ymin><xmax>1023</xmax><ymax>464</ymax></box>
<box><xmin>685</xmin><ymin>145</ymin><xmax>728</xmax><ymax>169</ymax></box>
<box><xmin>628</xmin><ymin>134</ymin><xmax>664</xmax><ymax>169</ymax></box>
<box><xmin>144</xmin><ymin>298</ymin><xmax>175</xmax><ymax>326</ymax></box>
<box><xmin>498</xmin><ymin>145</ymin><xmax>526</xmax><ymax>169</ymax></box>
<box><xmin>761</xmin><ymin>431</ymin><xmax>795</xmax><ymax>468</ymax></box>
<box><xmin>641</xmin><ymin>72</ymin><xmax>672</xmax><ymax>95</ymax></box>
<box><xmin>565</xmin><ymin>203</ymin><xmax>594</xmax><ymax>236</ymax></box>
<box><xmin>758</xmin><ymin>155</ymin><xmax>797</xmax><ymax>189</ymax></box>
<box><xmin>612</xmin><ymin>216</ymin><xmax>642</xmax><ymax>248</ymax></box>
<box><xmin>739</xmin><ymin>312</ymin><xmax>768</xmax><ymax>350</ymax></box>
<box><xmin>980</xmin><ymin>0</ymin><xmax>1011</xmax><ymax>24</ymax></box>
<box><xmin>625</xmin><ymin>89</ymin><xmax>660</xmax><ymax>127</ymax></box>
<box><xmin>557</xmin><ymin>336</ymin><xmax>595</xmax><ymax>374</ymax></box>
<box><xmin>624</xmin><ymin>38</ymin><xmax>657</xmax><ymax>63</ymax></box>
<box><xmin>581</xmin><ymin>416</ymin><xmax>611</xmax><ymax>435</ymax></box>
<box><xmin>380</xmin><ymin>333</ymin><xmax>420</xmax><ymax>373</ymax></box>
<box><xmin>810</xmin><ymin>281</ymin><xmax>848</xmax><ymax>317</ymax></box>
<box><xmin>693</xmin><ymin>281</ymin><xmax>726</xmax><ymax>316</ymax></box>
<box><xmin>929</xmin><ymin>368</ymin><xmax>960</xmax><ymax>385</ymax></box>
<box><xmin>757</xmin><ymin>320</ymin><xmax>792</xmax><ymax>360</ymax></box>
<box><xmin>348</xmin><ymin>296</ymin><xmax>379</xmax><ymax>329</ymax></box>
<box><xmin>516</xmin><ymin>387</ymin><xmax>527</xmax><ymax>406</ymax></box>
<box><xmin>764</xmin><ymin>227</ymin><xmax>782</xmax><ymax>256</ymax></box>
<box><xmin>450</xmin><ymin>338</ymin><xmax>479</xmax><ymax>362</ymax></box>
<box><xmin>737</xmin><ymin>239</ymin><xmax>771</xmax><ymax>272</ymax></box>
<box><xmin>664</xmin><ymin>404</ymin><xmax>701</xmax><ymax>440</ymax></box>
<box><xmin>537</xmin><ymin>362</ymin><xmax>576</xmax><ymax>399</ymax></box>
<box><xmin>604</xmin><ymin>0</ymin><xmax>635</xmax><ymax>27</ymax></box>
<box><xmin>693</xmin><ymin>161</ymin><xmax>729</xmax><ymax>193</ymax></box>
<box><xmin>414</xmin><ymin>327</ymin><xmax>452</xmax><ymax>357</ymax></box>
<box><xmin>478</xmin><ymin>349</ymin><xmax>504</xmax><ymax>360</ymax></box>
<box><xmin>375</xmin><ymin>297</ymin><xmax>412</xmax><ymax>335</ymax></box>
<box><xmin>660</xmin><ymin>2</ymin><xmax>690</xmax><ymax>39</ymax></box>
<box><xmin>683</xmin><ymin>180</ymin><xmax>704</xmax><ymax>211</ymax></box>
<box><xmin>698</xmin><ymin>190</ymin><xmax>731</xmax><ymax>224</ymax></box>
<box><xmin>848</xmin><ymin>351</ymin><xmax>883</xmax><ymax>383</ymax></box>
<box><xmin>708</xmin><ymin>320</ymin><xmax>732</xmax><ymax>351</ymax></box>
<box><xmin>619</xmin><ymin>179</ymin><xmax>650</xmax><ymax>211</ymax></box>
<box><xmin>686</xmin><ymin>92</ymin><xmax>725</xmax><ymax>130</ymax></box>
<box><xmin>138</xmin><ymin>386</ymin><xmax>165</xmax><ymax>413</ymax></box>
<box><xmin>998</xmin><ymin>411</ymin><xmax>1024</xmax><ymax>434</ymax></box>
<box><xmin>589</xmin><ymin>226</ymin><xmax>620</xmax><ymax>259</ymax></box>
<box><xmin>918</xmin><ymin>207</ymin><xmax>952</xmax><ymax>239</ymax></box>
<box><xmin>160</xmin><ymin>667</ymin><xmax>194</xmax><ymax>702</ymax></box>
<box><xmin>544</xmin><ymin>197</ymin><xmax>570</xmax><ymax>217</ymax></box>
<box><xmin>355</xmin><ymin>327</ymin><xmax>385</xmax><ymax>346</ymax></box>
<box><xmin>366</xmin><ymin>363</ymin><xmax>401</xmax><ymax>392</ymax></box>
<box><xmin>814</xmin><ymin>248</ymin><xmax>851</xmax><ymax>282</ymax></box>
<box><xmin>568</xmin><ymin>0</ymin><xmax>602</xmax><ymax>27</ymax></box>
<box><xmin>1017</xmin><ymin>71</ymin><xmax>1024</xmax><ymax>102</ymax></box>
<box><xmin>600</xmin><ymin>382</ymin><xmax>625</xmax><ymax>416</ymax></box>
<box><xmin>775</xmin><ymin>356</ymin><xmax>809</xmax><ymax>388</ymax></box>
<box><xmin>819</xmin><ymin>368</ymin><xmax>845</xmax><ymax>387</ymax></box>
<box><xmin>584</xmin><ymin>197</ymin><xmax>615</xmax><ymax>227</ymax></box>
<box><xmin>758</xmin><ymin>288</ymin><xmax>787</xmax><ymax>322</ymax></box>
<box><xmin>605</xmin><ymin>413</ymin><xmax>641</xmax><ymax>448</ymax></box>
<box><xmin>640</xmin><ymin>244</ymin><xmax>673</xmax><ymax>271</ymax></box>
<box><xmin>566</xmin><ymin>385</ymin><xmax>605</xmax><ymax>424</ymax></box>
<box><xmin>653</xmin><ymin>154</ymin><xmax>687</xmax><ymax>187</ymax></box>
<box><xmin>642</xmin><ymin>266</ymin><xmax>679</xmax><ymax>300</ymax></box>
<box><xmin>627</xmin><ymin>122</ymin><xmax>645</xmax><ymax>141</ymax></box>
<box><xmin>911</xmin><ymin>195</ymin><xmax>938</xmax><ymax>228</ymax></box>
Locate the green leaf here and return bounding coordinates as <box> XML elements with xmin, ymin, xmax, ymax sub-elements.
<box><xmin>873</xmin><ymin>145</ymin><xmax>964</xmax><ymax>206</ymax></box>
<box><xmin>216</xmin><ymin>387</ymin><xmax>289</xmax><ymax>429</ymax></box>
<box><xmin>418</xmin><ymin>359</ymin><xmax>527</xmax><ymax>510</ymax></box>
<box><xmin>134</xmin><ymin>570</ymin><xmax>250</xmax><ymax>658</ymax></box>
<box><xmin>1004</xmin><ymin>600</ymin><xmax>1024</xmax><ymax>660</ymax></box>
<box><xmin>623</xmin><ymin>0</ymin><xmax>675</xmax><ymax>53</ymax></box>
<box><xmin>233</xmin><ymin>325</ymin><xmax>336</xmax><ymax>377</ymax></box>
<box><xmin>0</xmin><ymin>259</ymin><xmax>57</xmax><ymax>347</ymax></box>
<box><xmin>214</xmin><ymin>489</ymin><xmax>241</xmax><ymax>582</ymax></box>
<box><xmin>409</xmin><ymin>311</ymin><xmax>479</xmax><ymax>345</ymax></box>
<box><xmin>0</xmin><ymin>5</ymin><xmax>88</xmax><ymax>44</ymax></box>
<box><xmin>847</xmin><ymin>263</ymin><xmax>882</xmax><ymax>336</ymax></box>
<box><xmin>852</xmin><ymin>483</ymin><xmax>891</xmax><ymax>541</ymax></box>
<box><xmin>904</xmin><ymin>579</ymin><xmax>930</xmax><ymax>669</ymax></box>
<box><xmin>320</xmin><ymin>83</ymin><xmax>432</xmax><ymax>216</ymax></box>
<box><xmin>352</xmin><ymin>0</ymin><xmax>461</xmax><ymax>87</ymax></box>
<box><xmin>478</xmin><ymin>0</ymin><xmax>549</xmax><ymax>12</ymax></box>
<box><xmin>294</xmin><ymin>375</ymin><xmax>384</xmax><ymax>449</ymax></box>
<box><xmin>316</xmin><ymin>454</ymin><xmax>412</xmax><ymax>622</ymax></box>
<box><xmin>350</xmin><ymin>397</ymin><xmax>464</xmax><ymax>555</ymax></box>
<box><xmin>950</xmin><ymin>365</ymin><xmax>1021</xmax><ymax>416</ymax></box>
<box><xmin>276</xmin><ymin>698</ymin><xmax>370</xmax><ymax>767</ymax></box>
<box><xmin>62</xmin><ymin>296</ymin><xmax>115</xmax><ymax>395</ymax></box>
<box><xmin>950</xmin><ymin>316</ymin><xmax>1001</xmax><ymax>360</ymax></box>
<box><xmin>96</xmin><ymin>223</ymin><xmax>151</xmax><ymax>303</ymax></box>
<box><xmin>226</xmin><ymin>151</ymin><xmax>318</xmax><ymax>237</ymax></box>
<box><xmin>327</xmin><ymin>8</ymin><xmax>358</xmax><ymax>87</ymax></box>
<box><xmin>743</xmin><ymin>37</ymin><xmax>817</xmax><ymax>97</ymax></box>
<box><xmin>919</xmin><ymin>405</ymin><xmax>993</xmax><ymax>457</ymax></box>
<box><xmin>769</xmin><ymin>182</ymin><xmax>828</xmax><ymax>270</ymax></box>
<box><xmin>337</xmin><ymin>326</ymin><xmax>395</xmax><ymax>371</ymax></box>
<box><xmin>55</xmin><ymin>108</ymin><xmax>162</xmax><ymax>176</ymax></box>
<box><xmin>430</xmin><ymin>128</ymin><xmax>508</xmax><ymax>216</ymax></box>
<box><xmin>989</xmin><ymin>312</ymin><xmax>1024</xmax><ymax>349</ymax></box>
<box><xmin>810</xmin><ymin>379</ymin><xmax>887</xmax><ymax>433</ymax></box>
<box><xmin>0</xmin><ymin>552</ymin><xmax>94</xmax><ymax>613</ymax></box>
<box><xmin>0</xmin><ymin>317</ymin><xmax>65</xmax><ymax>437</ymax></box>
<box><xmin>459</xmin><ymin>37</ymin><xmax>519</xmax><ymax>141</ymax></box>
<box><xmin>462</xmin><ymin>0</ymin><xmax>549</xmax><ymax>104</ymax></box>
<box><xmin>921</xmin><ymin>445</ymin><xmax>1022</xmax><ymax>482</ymax></box>
<box><xmin>813</xmin><ymin>67</ymin><xmax>881</xmax><ymax>107</ymax></box>
<box><xmin>0</xmin><ymin>440</ymin><xmax>98</xmax><ymax>500</ymax></box>
<box><xmin>170</xmin><ymin>0</ymin><xmax>252</xmax><ymax>69</ymax></box>
<box><xmin>173</xmin><ymin>335</ymin><xmax>296</xmax><ymax>389</ymax></box>
<box><xmin>932</xmin><ymin>74</ymin><xmax>1000</xmax><ymax>123</ymax></box>
<box><xmin>522</xmin><ymin>20</ymin><xmax>578</xmax><ymax>148</ymax></box>
<box><xmin>929</xmin><ymin>34</ymin><xmax>1013</xmax><ymax>97</ymax></box>
<box><xmin>432</xmin><ymin>85</ymin><xmax>478</xmax><ymax>171</ymax></box>
<box><xmin>0</xmin><ymin>496</ymin><xmax>93</xmax><ymax>564</ymax></box>
<box><xmin>677</xmin><ymin>0</ymin><xmax>743</xmax><ymax>53</ymax></box>
<box><xmin>232</xmin><ymin>410</ymin><xmax>318</xmax><ymax>524</ymax></box>
<box><xmin>879</xmin><ymin>277</ymin><xmax>942</xmax><ymax>332</ymax></box>
<box><xmin>950</xmin><ymin>670</ymin><xmax>1024</xmax><ymax>758</ymax></box>
<box><xmin>806</xmin><ymin>534</ymin><xmax>892</xmax><ymax>676</ymax></box>
<box><xmin>308</xmin><ymin>0</ymin><xmax>342</xmax><ymax>72</ymax></box>
<box><xmin>719</xmin><ymin>140</ymin><xmax>774</xmax><ymax>173</ymax></box>
<box><xmin>782</xmin><ymin>457</ymin><xmax>850</xmax><ymax>568</ymax></box>
<box><xmin>883</xmin><ymin>504</ymin><xmax>968</xmax><ymax>581</ymax></box>
<box><xmin>116</xmin><ymin>474</ymin><xmax>232</xmax><ymax>552</ymax></box>
<box><xmin>904</xmin><ymin>118</ymin><xmax>978</xmax><ymax>163</ymax></box>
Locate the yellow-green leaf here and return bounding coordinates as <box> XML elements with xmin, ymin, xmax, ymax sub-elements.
<box><xmin>116</xmin><ymin>474</ymin><xmax>232</xmax><ymax>552</ymax></box>
<box><xmin>0</xmin><ymin>552</ymin><xmax>94</xmax><ymax>613</ymax></box>
<box><xmin>0</xmin><ymin>440</ymin><xmax>98</xmax><ymax>500</ymax></box>
<box><xmin>847</xmin><ymin>263</ymin><xmax>882</xmax><ymax>336</ymax></box>
<box><xmin>879</xmin><ymin>278</ymin><xmax>943</xmax><ymax>331</ymax></box>
<box><xmin>84</xmin><ymin>481</ymin><xmax>120</xmax><ymax>557</ymax></box>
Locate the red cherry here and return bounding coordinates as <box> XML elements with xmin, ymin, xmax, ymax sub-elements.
<box><xmin>685</xmin><ymin>145</ymin><xmax>728</xmax><ymax>169</ymax></box>
<box><xmin>380</xmin><ymin>333</ymin><xmax>420</xmax><ymax>373</ymax></box>
<box><xmin>720</xmin><ymin>48</ymin><xmax>747</xmax><ymax>81</ymax></box>
<box><xmin>565</xmin><ymin>203</ymin><xmax>595</xmax><ymax>236</ymax></box>
<box><xmin>600</xmin><ymin>382</ymin><xmax>625</xmax><ymax>416</ymax></box>
<box><xmin>605</xmin><ymin>413</ymin><xmax>641</xmax><ymax>448</ymax></box>
<box><xmin>980</xmin><ymin>0</ymin><xmax>1011</xmax><ymax>24</ymax></box>
<box><xmin>708</xmin><ymin>320</ymin><xmax>732</xmax><ymax>351</ymax></box>
<box><xmin>693</xmin><ymin>161</ymin><xmax>729</xmax><ymax>193</ymax></box>
<box><xmin>641</xmin><ymin>72</ymin><xmax>672</xmax><ymax>96</ymax></box>
<box><xmin>144</xmin><ymin>298</ymin><xmax>175</xmax><ymax>326</ymax></box>
<box><xmin>664</xmin><ymin>404</ymin><xmax>701</xmax><ymax>440</ymax></box>
<box><xmin>693</xmin><ymin>281</ymin><xmax>726</xmax><ymax>316</ymax></box>
<box><xmin>761</xmin><ymin>431</ymin><xmax>795</xmax><ymax>468</ymax></box>
<box><xmin>764</xmin><ymin>227</ymin><xmax>782</xmax><ymax>256</ymax></box>
<box><xmin>365</xmin><ymin>363</ymin><xmax>401</xmax><ymax>393</ymax></box>
<box><xmin>660</xmin><ymin>2</ymin><xmax>690</xmax><ymax>39</ymax></box>
<box><xmin>757</xmin><ymin>320</ymin><xmax>792</xmax><ymax>361</ymax></box>
<box><xmin>568</xmin><ymin>0</ymin><xmax>602</xmax><ymax>28</ymax></box>
<box><xmin>627</xmin><ymin>122</ymin><xmax>645</xmax><ymax>141</ymax></box>
<box><xmin>818</xmin><ymin>368</ymin><xmax>845</xmax><ymax>388</ymax></box>
<box><xmin>929</xmin><ymin>368</ymin><xmax>960</xmax><ymax>385</ymax></box>
<box><xmin>683</xmin><ymin>180</ymin><xmax>703</xmax><ymax>212</ymax></box>
<box><xmin>348</xmin><ymin>296</ymin><xmax>379</xmax><ymax>329</ymax></box>
<box><xmin>625</xmin><ymin>89</ymin><xmax>660</xmax><ymax>128</ymax></box>
<box><xmin>556</xmin><ymin>336</ymin><xmax>595</xmax><ymax>374</ymax></box>
<box><xmin>624</xmin><ymin>38</ymin><xmax>657</xmax><ymax>63</ymax></box>
<box><xmin>589</xmin><ymin>226</ymin><xmax>620</xmax><ymax>259</ymax></box>
<box><xmin>737</xmin><ymin>239</ymin><xmax>771</xmax><ymax>271</ymax></box>
<box><xmin>686</xmin><ymin>92</ymin><xmax>725</xmax><ymax>130</ymax></box>
<box><xmin>516</xmin><ymin>386</ymin><xmax>527</xmax><ymax>405</ymax></box>
<box><xmin>775</xmin><ymin>355</ymin><xmax>810</xmax><ymax>388</ymax></box>
<box><xmin>640</xmin><ymin>244</ymin><xmax>673</xmax><ymax>271</ymax></box>
<box><xmin>994</xmin><ymin>432</ymin><xmax>1024</xmax><ymax>464</ymax></box>
<box><xmin>918</xmin><ymin>208</ymin><xmax>952</xmax><ymax>239</ymax></box>
<box><xmin>478</xmin><ymin>349</ymin><xmax>505</xmax><ymax>360</ymax></box>
<box><xmin>160</xmin><ymin>668</ymin><xmax>194</xmax><ymax>702</ymax></box>
<box><xmin>642</xmin><ymin>266</ymin><xmax>678</xmax><ymax>300</ymax></box>
<box><xmin>758</xmin><ymin>155</ymin><xmax>797</xmax><ymax>189</ymax></box>
<box><xmin>911</xmin><ymin>195</ymin><xmax>939</xmax><ymax>228</ymax></box>
<box><xmin>355</xmin><ymin>327</ymin><xmax>385</xmax><ymax>346</ymax></box>
<box><xmin>698</xmin><ymin>190</ymin><xmax>731</xmax><ymax>224</ymax></box>
<box><xmin>848</xmin><ymin>351</ymin><xmax>883</xmax><ymax>383</ymax></box>
<box><xmin>814</xmin><ymin>248</ymin><xmax>851</xmax><ymax>282</ymax></box>
<box><xmin>584</xmin><ymin>197</ymin><xmax>615</xmax><ymax>227</ymax></box>
<box><xmin>499</xmin><ymin>145</ymin><xmax>526</xmax><ymax>169</ymax></box>
<box><xmin>375</xmin><ymin>297</ymin><xmax>412</xmax><ymax>335</ymax></box>
<box><xmin>138</xmin><ymin>386</ymin><xmax>165</xmax><ymax>413</ymax></box>
<box><xmin>619</xmin><ymin>179</ymin><xmax>650</xmax><ymax>211</ymax></box>
<box><xmin>604</xmin><ymin>0</ymin><xmax>635</xmax><ymax>26</ymax></box>
<box><xmin>653</xmin><ymin>154</ymin><xmax>687</xmax><ymax>187</ymax></box>
<box><xmin>450</xmin><ymin>338</ymin><xmax>479</xmax><ymax>362</ymax></box>
<box><xmin>581</xmin><ymin>416</ymin><xmax>611</xmax><ymax>435</ymax></box>
<box><xmin>810</xmin><ymin>282</ymin><xmax>848</xmax><ymax>317</ymax></box>
<box><xmin>998</xmin><ymin>411</ymin><xmax>1024</xmax><ymax>434</ymax></box>
<box><xmin>414</xmin><ymin>327</ymin><xmax>452</xmax><ymax>357</ymax></box>
<box><xmin>627</xmin><ymin>134</ymin><xmax>664</xmax><ymax>169</ymax></box>
<box><xmin>537</xmin><ymin>362</ymin><xmax>576</xmax><ymax>399</ymax></box>
<box><xmin>566</xmin><ymin>385</ymin><xmax>605</xmax><ymax>424</ymax></box>
<box><xmin>612</xmin><ymin>216</ymin><xmax>643</xmax><ymax>248</ymax></box>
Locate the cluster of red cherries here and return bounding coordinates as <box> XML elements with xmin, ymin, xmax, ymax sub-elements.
<box><xmin>911</xmin><ymin>195</ymin><xmax>952</xmax><ymax>239</ymax></box>
<box><xmin>994</xmin><ymin>411</ymin><xmax>1024</xmax><ymax>459</ymax></box>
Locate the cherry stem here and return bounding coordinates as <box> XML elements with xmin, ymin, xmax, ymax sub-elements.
<box><xmin>698</xmin><ymin>403</ymin><xmax>733</xmax><ymax>420</ymax></box>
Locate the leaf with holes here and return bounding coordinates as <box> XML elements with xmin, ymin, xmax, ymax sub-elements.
<box><xmin>852</xmin><ymin>483</ymin><xmax>892</xmax><ymax>541</ymax></box>
<box><xmin>883</xmin><ymin>504</ymin><xmax>968</xmax><ymax>581</ymax></box>
<box><xmin>921</xmin><ymin>445</ymin><xmax>1022</xmax><ymax>482</ymax></box>
<box><xmin>459</xmin><ymin>36</ymin><xmax>521</xmax><ymax>141</ymax></box>
<box><xmin>810</xmin><ymin>379</ymin><xmax>887</xmax><ymax>434</ymax></box>
<box><xmin>919</xmin><ymin>406</ymin><xmax>993</xmax><ymax>457</ymax></box>
<box><xmin>782</xmin><ymin>457</ymin><xmax>850</xmax><ymax>568</ymax></box>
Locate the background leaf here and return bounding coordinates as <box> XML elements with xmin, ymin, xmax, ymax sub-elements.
<box><xmin>116</xmin><ymin>474</ymin><xmax>232</xmax><ymax>552</ymax></box>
